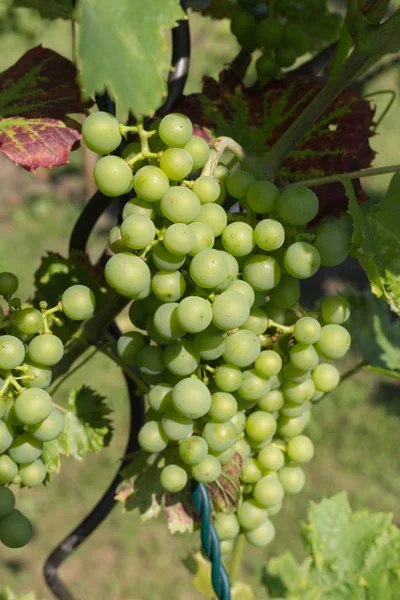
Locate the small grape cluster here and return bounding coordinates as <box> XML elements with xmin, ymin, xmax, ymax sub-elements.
<box><xmin>83</xmin><ymin>111</ymin><xmax>352</xmax><ymax>550</ymax></box>
<box><xmin>0</xmin><ymin>273</ymin><xmax>96</xmax><ymax>548</ymax></box>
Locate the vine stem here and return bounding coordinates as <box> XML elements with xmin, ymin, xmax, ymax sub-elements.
<box><xmin>339</xmin><ymin>360</ymin><xmax>368</xmax><ymax>384</ymax></box>
<box><xmin>99</xmin><ymin>346</ymin><xmax>150</xmax><ymax>394</ymax></box>
<box><xmin>292</xmin><ymin>164</ymin><xmax>400</xmax><ymax>188</ymax></box>
<box><xmin>202</xmin><ymin>136</ymin><xmax>245</xmax><ymax>178</ymax></box>
<box><xmin>229</xmin><ymin>534</ymin><xmax>245</xmax><ymax>584</ymax></box>
<box><xmin>49</xmin><ymin>348</ymin><xmax>98</xmax><ymax>397</ymax></box>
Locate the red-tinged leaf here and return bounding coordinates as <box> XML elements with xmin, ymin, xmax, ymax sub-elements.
<box><xmin>0</xmin><ymin>45</ymin><xmax>90</xmax><ymax>172</ymax></box>
<box><xmin>174</xmin><ymin>70</ymin><xmax>375</xmax><ymax>221</ymax></box>
<box><xmin>207</xmin><ymin>452</ymin><xmax>242</xmax><ymax>513</ymax></box>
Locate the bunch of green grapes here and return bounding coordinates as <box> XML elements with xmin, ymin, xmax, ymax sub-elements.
<box><xmin>230</xmin><ymin>0</ymin><xmax>341</xmax><ymax>83</ymax></box>
<box><xmin>83</xmin><ymin>111</ymin><xmax>352</xmax><ymax>551</ymax></box>
<box><xmin>0</xmin><ymin>273</ymin><xmax>96</xmax><ymax>548</ymax></box>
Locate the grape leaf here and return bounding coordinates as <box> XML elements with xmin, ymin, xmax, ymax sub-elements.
<box><xmin>78</xmin><ymin>0</ymin><xmax>185</xmax><ymax>119</ymax></box>
<box><xmin>0</xmin><ymin>46</ymin><xmax>89</xmax><ymax>171</ymax></box>
<box><xmin>207</xmin><ymin>452</ymin><xmax>242</xmax><ymax>512</ymax></box>
<box><xmin>0</xmin><ymin>588</ymin><xmax>38</xmax><ymax>600</ymax></box>
<box><xmin>116</xmin><ymin>448</ymin><xmax>196</xmax><ymax>534</ymax></box>
<box><xmin>264</xmin><ymin>492</ymin><xmax>400</xmax><ymax>599</ymax></box>
<box><xmin>346</xmin><ymin>174</ymin><xmax>400</xmax><ymax>315</ymax></box>
<box><xmin>14</xmin><ymin>0</ymin><xmax>74</xmax><ymax>19</ymax></box>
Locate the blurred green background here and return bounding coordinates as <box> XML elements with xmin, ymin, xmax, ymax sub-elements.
<box><xmin>0</xmin><ymin>4</ymin><xmax>399</xmax><ymax>599</ymax></box>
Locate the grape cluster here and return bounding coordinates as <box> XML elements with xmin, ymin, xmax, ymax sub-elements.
<box><xmin>231</xmin><ymin>0</ymin><xmax>341</xmax><ymax>83</ymax></box>
<box><xmin>0</xmin><ymin>273</ymin><xmax>96</xmax><ymax>548</ymax></box>
<box><xmin>83</xmin><ymin>111</ymin><xmax>352</xmax><ymax>550</ymax></box>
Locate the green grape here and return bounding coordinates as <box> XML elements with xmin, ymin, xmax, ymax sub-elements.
<box><xmin>267</xmin><ymin>305</ymin><xmax>286</xmax><ymax>324</ymax></box>
<box><xmin>223</xmin><ymin>330</ymin><xmax>261</xmax><ymax>368</ymax></box>
<box><xmin>160</xmin><ymin>186</ymin><xmax>201</xmax><ymax>224</ymax></box>
<box><xmin>321</xmin><ymin>296</ymin><xmax>351</xmax><ymax>324</ymax></box>
<box><xmin>240</xmin><ymin>457</ymin><xmax>263</xmax><ymax>484</ymax></box>
<box><xmin>255</xmin><ymin>350</ymin><xmax>282</xmax><ymax>378</ymax></box>
<box><xmin>230</xmin><ymin>8</ymin><xmax>256</xmax><ymax>40</ymax></box>
<box><xmin>242</xmin><ymin>254</ymin><xmax>281</xmax><ymax>291</ymax></box>
<box><xmin>160</xmin><ymin>148</ymin><xmax>193</xmax><ymax>181</ymax></box>
<box><xmin>254</xmin><ymin>476</ymin><xmax>284</xmax><ymax>507</ymax></box>
<box><xmin>133</xmin><ymin>165</ymin><xmax>170</xmax><ymax>202</ymax></box>
<box><xmin>202</xmin><ymin>420</ymin><xmax>237</xmax><ymax>453</ymax></box>
<box><xmin>152</xmin><ymin>270</ymin><xmax>186</xmax><ymax>303</ymax></box>
<box><xmin>61</xmin><ymin>285</ymin><xmax>96</xmax><ymax>321</ymax></box>
<box><xmin>277</xmin><ymin>186</ymin><xmax>318</xmax><ymax>225</ymax></box>
<box><xmin>235</xmin><ymin>437</ymin><xmax>251</xmax><ymax>458</ymax></box>
<box><xmin>164</xmin><ymin>339</ymin><xmax>199</xmax><ymax>376</ymax></box>
<box><xmin>194</xmin><ymin>203</ymin><xmax>227</xmax><ymax>236</ymax></box>
<box><xmin>284</xmin><ymin>242</ymin><xmax>321</xmax><ymax>279</ymax></box>
<box><xmin>153</xmin><ymin>304</ymin><xmax>185</xmax><ymax>341</ymax></box>
<box><xmin>151</xmin><ymin>244</ymin><xmax>186</xmax><ymax>270</ymax></box>
<box><xmin>27</xmin><ymin>334</ymin><xmax>63</xmax><ymax>367</ymax></box>
<box><xmin>145</xmin><ymin>318</ymin><xmax>170</xmax><ymax>348</ymax></box>
<box><xmin>278</xmin><ymin>411</ymin><xmax>310</xmax><ymax>439</ymax></box>
<box><xmin>0</xmin><ymin>272</ymin><xmax>18</xmax><ymax>296</ymax></box>
<box><xmin>215</xmin><ymin>363</ymin><xmax>242</xmax><ymax>392</ymax></box>
<box><xmin>191</xmin><ymin>455</ymin><xmax>221</xmax><ymax>483</ymax></box>
<box><xmin>163</xmin><ymin>223</ymin><xmax>195</xmax><ymax>256</ymax></box>
<box><xmin>0</xmin><ymin>510</ymin><xmax>32</xmax><ymax>548</ymax></box>
<box><xmin>162</xmin><ymin>410</ymin><xmax>193</xmax><ymax>441</ymax></box>
<box><xmin>19</xmin><ymin>458</ymin><xmax>47</xmax><ymax>487</ymax></box>
<box><xmin>214</xmin><ymin>252</ymin><xmax>239</xmax><ymax>292</ymax></box>
<box><xmin>121</xmin><ymin>141</ymin><xmax>141</xmax><ymax>160</ymax></box>
<box><xmin>280</xmin><ymin>399</ymin><xmax>310</xmax><ymax>418</ymax></box>
<box><xmin>256</xmin><ymin>19</ymin><xmax>284</xmax><ymax>49</ymax></box>
<box><xmin>294</xmin><ymin>317</ymin><xmax>321</xmax><ymax>344</ymax></box>
<box><xmin>221</xmin><ymin>222</ymin><xmax>254</xmax><ymax>258</ymax></box>
<box><xmin>138</xmin><ymin>421</ymin><xmax>168</xmax><ymax>452</ymax></box>
<box><xmin>237</xmin><ymin>499</ymin><xmax>268</xmax><ymax>530</ymax></box>
<box><xmin>160</xmin><ymin>464</ymin><xmax>188</xmax><ymax>493</ymax></box>
<box><xmin>241</xmin><ymin>307</ymin><xmax>268</xmax><ymax>335</ymax></box>
<box><xmin>312</xmin><ymin>363</ymin><xmax>340</xmax><ymax>392</ymax></box>
<box><xmin>0</xmin><ymin>420</ymin><xmax>13</xmax><ymax>455</ymax></box>
<box><xmin>256</xmin><ymin>54</ymin><xmax>278</xmax><ymax>82</ymax></box>
<box><xmin>283</xmin><ymin>23</ymin><xmax>306</xmax><ymax>53</ymax></box>
<box><xmin>0</xmin><ymin>335</ymin><xmax>25</xmax><ymax>370</ymax></box>
<box><xmin>137</xmin><ymin>346</ymin><xmax>164</xmax><ymax>376</ymax></box>
<box><xmin>148</xmin><ymin>383</ymin><xmax>173</xmax><ymax>413</ymax></box>
<box><xmin>287</xmin><ymin>435</ymin><xmax>314</xmax><ymax>463</ymax></box>
<box><xmin>94</xmin><ymin>156</ymin><xmax>133</xmax><ymax>197</ymax></box>
<box><xmin>268</xmin><ymin>275</ymin><xmax>301</xmax><ymax>309</ymax></box>
<box><xmin>246</xmin><ymin>181</ymin><xmax>279</xmax><ymax>214</ymax></box>
<box><xmin>194</xmin><ymin>326</ymin><xmax>226</xmax><ymax>361</ymax></box>
<box><xmin>108</xmin><ymin>226</ymin><xmax>128</xmax><ymax>254</ymax></box>
<box><xmin>314</xmin><ymin>221</ymin><xmax>351</xmax><ymax>266</ymax></box>
<box><xmin>258</xmin><ymin>445</ymin><xmax>285</xmax><ymax>471</ymax></box>
<box><xmin>226</xmin><ymin>170</ymin><xmax>255</xmax><ymax>199</ymax></box>
<box><xmin>179</xmin><ymin>436</ymin><xmax>208</xmax><ymax>465</ymax></box>
<box><xmin>15</xmin><ymin>308</ymin><xmax>42</xmax><ymax>335</ymax></box>
<box><xmin>283</xmin><ymin>378</ymin><xmax>315</xmax><ymax>404</ymax></box>
<box><xmin>177</xmin><ymin>296</ymin><xmax>212</xmax><ymax>333</ymax></box>
<box><xmin>290</xmin><ymin>343</ymin><xmax>319</xmax><ymax>372</ymax></box>
<box><xmin>214</xmin><ymin>513</ymin><xmax>240</xmax><ymax>541</ymax></box>
<box><xmin>117</xmin><ymin>331</ymin><xmax>146</xmax><ymax>365</ymax></box>
<box><xmin>275</xmin><ymin>46</ymin><xmax>297</xmax><ymax>67</ymax></box>
<box><xmin>220</xmin><ymin>540</ymin><xmax>234</xmax><ymax>556</ymax></box>
<box><xmin>238</xmin><ymin>370</ymin><xmax>270</xmax><ymax>401</ymax></box>
<box><xmin>82</xmin><ymin>111</ymin><xmax>121</xmax><ymax>154</ymax></box>
<box><xmin>120</xmin><ymin>214</ymin><xmax>156</xmax><ymax>250</ymax></box>
<box><xmin>14</xmin><ymin>388</ymin><xmax>52</xmax><ymax>425</ymax></box>
<box><xmin>0</xmin><ymin>486</ymin><xmax>15</xmax><ymax>518</ymax></box>
<box><xmin>282</xmin><ymin>362</ymin><xmax>310</xmax><ymax>382</ymax></box>
<box><xmin>315</xmin><ymin>324</ymin><xmax>351</xmax><ymax>360</ymax></box>
<box><xmin>122</xmin><ymin>197</ymin><xmax>157</xmax><ymax>221</ymax></box>
<box><xmin>246</xmin><ymin>411</ymin><xmax>277</xmax><ymax>444</ymax></box>
<box><xmin>182</xmin><ymin>136</ymin><xmax>210</xmax><ymax>170</ymax></box>
<box><xmin>8</xmin><ymin>433</ymin><xmax>42</xmax><ymax>464</ymax></box>
<box><xmin>159</xmin><ymin>113</ymin><xmax>192</xmax><ymax>146</ymax></box>
<box><xmin>258</xmin><ymin>390</ymin><xmax>284</xmax><ymax>412</ymax></box>
<box><xmin>128</xmin><ymin>299</ymin><xmax>148</xmax><ymax>329</ymax></box>
<box><xmin>104</xmin><ymin>253</ymin><xmax>151</xmax><ymax>299</ymax></box>
<box><xmin>189</xmin><ymin>249</ymin><xmax>228</xmax><ymax>289</ymax></box>
<box><xmin>214</xmin><ymin>165</ymin><xmax>230</xmax><ymax>183</ymax></box>
<box><xmin>278</xmin><ymin>465</ymin><xmax>305</xmax><ymax>494</ymax></box>
<box><xmin>212</xmin><ymin>291</ymin><xmax>250</xmax><ymax>331</ymax></box>
<box><xmin>245</xmin><ymin>519</ymin><xmax>275</xmax><ymax>547</ymax></box>
<box><xmin>208</xmin><ymin>392</ymin><xmax>237</xmax><ymax>422</ymax></box>
<box><xmin>188</xmin><ymin>222</ymin><xmax>215</xmax><ymax>256</ymax></box>
<box><xmin>29</xmin><ymin>408</ymin><xmax>64</xmax><ymax>442</ymax></box>
<box><xmin>0</xmin><ymin>456</ymin><xmax>18</xmax><ymax>485</ymax></box>
<box><xmin>192</xmin><ymin>176</ymin><xmax>220</xmax><ymax>204</ymax></box>
<box><xmin>2</xmin><ymin>399</ymin><xmax>20</xmax><ymax>427</ymax></box>
<box><xmin>254</xmin><ymin>219</ymin><xmax>285</xmax><ymax>252</ymax></box>
<box><xmin>227</xmin><ymin>280</ymin><xmax>255</xmax><ymax>307</ymax></box>
<box><xmin>172</xmin><ymin>378</ymin><xmax>211</xmax><ymax>419</ymax></box>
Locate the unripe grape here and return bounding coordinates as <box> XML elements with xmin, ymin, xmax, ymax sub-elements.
<box><xmin>278</xmin><ymin>465</ymin><xmax>305</xmax><ymax>494</ymax></box>
<box><xmin>287</xmin><ymin>435</ymin><xmax>315</xmax><ymax>464</ymax></box>
<box><xmin>82</xmin><ymin>111</ymin><xmax>122</xmax><ymax>154</ymax></box>
<box><xmin>15</xmin><ymin>308</ymin><xmax>43</xmax><ymax>335</ymax></box>
<box><xmin>160</xmin><ymin>464</ymin><xmax>188</xmax><ymax>493</ymax></box>
<box><xmin>62</xmin><ymin>285</ymin><xmax>96</xmax><ymax>321</ymax></box>
<box><xmin>0</xmin><ymin>510</ymin><xmax>32</xmax><ymax>548</ymax></box>
<box><xmin>320</xmin><ymin>296</ymin><xmax>351</xmax><ymax>324</ymax></box>
<box><xmin>0</xmin><ymin>272</ymin><xmax>19</xmax><ymax>296</ymax></box>
<box><xmin>159</xmin><ymin>113</ymin><xmax>192</xmax><ymax>146</ymax></box>
<box><xmin>214</xmin><ymin>512</ymin><xmax>240</xmax><ymax>541</ymax></box>
<box><xmin>94</xmin><ymin>156</ymin><xmax>133</xmax><ymax>197</ymax></box>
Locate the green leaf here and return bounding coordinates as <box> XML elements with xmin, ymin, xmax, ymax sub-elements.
<box><xmin>14</xmin><ymin>0</ymin><xmax>73</xmax><ymax>19</ymax></box>
<box><xmin>78</xmin><ymin>0</ymin><xmax>185</xmax><ymax>119</ymax></box>
<box><xmin>346</xmin><ymin>174</ymin><xmax>400</xmax><ymax>315</ymax></box>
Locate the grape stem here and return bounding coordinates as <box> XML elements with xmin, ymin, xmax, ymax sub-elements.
<box><xmin>49</xmin><ymin>347</ymin><xmax>98</xmax><ymax>397</ymax></box>
<box><xmin>99</xmin><ymin>346</ymin><xmax>150</xmax><ymax>394</ymax></box>
<box><xmin>229</xmin><ymin>533</ymin><xmax>245</xmax><ymax>584</ymax></box>
<box><xmin>267</xmin><ymin>320</ymin><xmax>294</xmax><ymax>335</ymax></box>
<box><xmin>53</xmin><ymin>402</ymin><xmax>69</xmax><ymax>415</ymax></box>
<box><xmin>201</xmin><ymin>136</ymin><xmax>245</xmax><ymax>178</ymax></box>
<box><xmin>290</xmin><ymin>164</ymin><xmax>400</xmax><ymax>188</ymax></box>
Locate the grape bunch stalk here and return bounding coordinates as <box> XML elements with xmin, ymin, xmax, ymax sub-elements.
<box><xmin>0</xmin><ymin>273</ymin><xmax>96</xmax><ymax>548</ymax></box>
<box><xmin>83</xmin><ymin>111</ymin><xmax>352</xmax><ymax>552</ymax></box>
